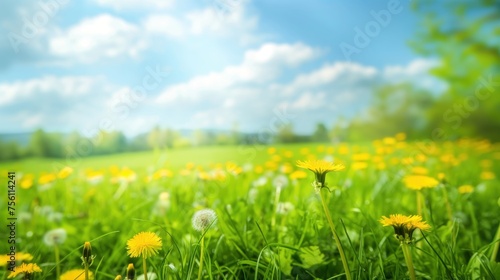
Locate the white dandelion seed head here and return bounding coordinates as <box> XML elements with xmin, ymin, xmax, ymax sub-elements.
<box><xmin>273</xmin><ymin>174</ymin><xmax>289</xmax><ymax>189</ymax></box>
<box><xmin>276</xmin><ymin>202</ymin><xmax>295</xmax><ymax>215</ymax></box>
<box><xmin>43</xmin><ymin>228</ymin><xmax>67</xmax><ymax>246</ymax></box>
<box><xmin>323</xmin><ymin>155</ymin><xmax>334</xmax><ymax>162</ymax></box>
<box><xmin>252</xmin><ymin>176</ymin><xmax>267</xmax><ymax>187</ymax></box>
<box><xmin>247</xmin><ymin>188</ymin><xmax>258</xmax><ymax>204</ymax></box>
<box><xmin>191</xmin><ymin>209</ymin><xmax>217</xmax><ymax>232</ymax></box>
<box><xmin>158</xmin><ymin>192</ymin><xmax>171</xmax><ymax>208</ymax></box>
<box><xmin>242</xmin><ymin>163</ymin><xmax>253</xmax><ymax>172</ymax></box>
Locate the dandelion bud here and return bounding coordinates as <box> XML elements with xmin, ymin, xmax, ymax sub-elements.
<box><xmin>115</xmin><ymin>276</ymin><xmax>122</xmax><ymax>280</ymax></box>
<box><xmin>82</xmin><ymin>241</ymin><xmax>94</xmax><ymax>266</ymax></box>
<box><xmin>191</xmin><ymin>209</ymin><xmax>217</xmax><ymax>232</ymax></box>
<box><xmin>127</xmin><ymin>263</ymin><xmax>135</xmax><ymax>280</ymax></box>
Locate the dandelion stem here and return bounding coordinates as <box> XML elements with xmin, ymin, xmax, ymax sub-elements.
<box><xmin>55</xmin><ymin>245</ymin><xmax>61</xmax><ymax>280</ymax></box>
<box><xmin>143</xmin><ymin>255</ymin><xmax>148</xmax><ymax>280</ymax></box>
<box><xmin>84</xmin><ymin>262</ymin><xmax>89</xmax><ymax>280</ymax></box>
<box><xmin>271</xmin><ymin>186</ymin><xmax>281</xmax><ymax>228</ymax></box>
<box><xmin>198</xmin><ymin>235</ymin><xmax>205</xmax><ymax>280</ymax></box>
<box><xmin>441</xmin><ymin>186</ymin><xmax>453</xmax><ymax>222</ymax></box>
<box><xmin>319</xmin><ymin>189</ymin><xmax>352</xmax><ymax>280</ymax></box>
<box><xmin>401</xmin><ymin>243</ymin><xmax>416</xmax><ymax>280</ymax></box>
<box><xmin>490</xmin><ymin>222</ymin><xmax>500</xmax><ymax>262</ymax></box>
<box><xmin>416</xmin><ymin>191</ymin><xmax>423</xmax><ymax>217</ymax></box>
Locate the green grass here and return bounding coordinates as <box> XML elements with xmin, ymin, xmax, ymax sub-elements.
<box><xmin>1</xmin><ymin>140</ymin><xmax>499</xmax><ymax>279</ymax></box>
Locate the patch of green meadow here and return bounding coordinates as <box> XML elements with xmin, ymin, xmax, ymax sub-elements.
<box><xmin>1</xmin><ymin>138</ymin><xmax>499</xmax><ymax>279</ymax></box>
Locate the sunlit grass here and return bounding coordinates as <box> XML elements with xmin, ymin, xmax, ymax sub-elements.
<box><xmin>1</xmin><ymin>138</ymin><xmax>499</xmax><ymax>279</ymax></box>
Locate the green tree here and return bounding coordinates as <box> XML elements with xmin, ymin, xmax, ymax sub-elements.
<box><xmin>312</xmin><ymin>122</ymin><xmax>330</xmax><ymax>143</ymax></box>
<box><xmin>346</xmin><ymin>83</ymin><xmax>435</xmax><ymax>141</ymax></box>
<box><xmin>0</xmin><ymin>141</ymin><xmax>22</xmax><ymax>161</ymax></box>
<box><xmin>28</xmin><ymin>129</ymin><xmax>63</xmax><ymax>157</ymax></box>
<box><xmin>411</xmin><ymin>0</ymin><xmax>500</xmax><ymax>140</ymax></box>
<box><xmin>275</xmin><ymin>123</ymin><xmax>297</xmax><ymax>143</ymax></box>
<box><xmin>93</xmin><ymin>130</ymin><xmax>127</xmax><ymax>155</ymax></box>
<box><xmin>29</xmin><ymin>129</ymin><xmax>50</xmax><ymax>157</ymax></box>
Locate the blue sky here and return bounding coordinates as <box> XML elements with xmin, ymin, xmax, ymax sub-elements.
<box><xmin>0</xmin><ymin>0</ymin><xmax>446</xmax><ymax>136</ymax></box>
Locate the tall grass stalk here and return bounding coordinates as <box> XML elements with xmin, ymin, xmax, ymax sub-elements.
<box><xmin>319</xmin><ymin>189</ymin><xmax>352</xmax><ymax>280</ymax></box>
<box><xmin>198</xmin><ymin>235</ymin><xmax>205</xmax><ymax>280</ymax></box>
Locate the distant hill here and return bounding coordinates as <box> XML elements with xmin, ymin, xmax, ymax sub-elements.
<box><xmin>0</xmin><ymin>132</ymin><xmax>32</xmax><ymax>146</ymax></box>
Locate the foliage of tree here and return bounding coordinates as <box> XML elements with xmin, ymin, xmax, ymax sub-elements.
<box><xmin>342</xmin><ymin>84</ymin><xmax>436</xmax><ymax>141</ymax></box>
<box><xmin>28</xmin><ymin>129</ymin><xmax>64</xmax><ymax>157</ymax></box>
<box><xmin>312</xmin><ymin>123</ymin><xmax>330</xmax><ymax>143</ymax></box>
<box><xmin>0</xmin><ymin>141</ymin><xmax>22</xmax><ymax>161</ymax></box>
<box><xmin>411</xmin><ymin>0</ymin><xmax>500</xmax><ymax>140</ymax></box>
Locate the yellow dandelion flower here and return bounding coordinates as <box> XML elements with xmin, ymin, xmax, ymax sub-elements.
<box><xmin>226</xmin><ymin>162</ymin><xmax>242</xmax><ymax>175</ymax></box>
<box><xmin>338</xmin><ymin>145</ymin><xmax>349</xmax><ymax>155</ymax></box>
<box><xmin>60</xmin><ymin>269</ymin><xmax>94</xmax><ymax>280</ymax></box>
<box><xmin>152</xmin><ymin>169</ymin><xmax>173</xmax><ymax>180</ymax></box>
<box><xmin>0</xmin><ymin>253</ymin><xmax>33</xmax><ymax>266</ymax></box>
<box><xmin>376</xmin><ymin>162</ymin><xmax>386</xmax><ymax>170</ymax></box>
<box><xmin>401</xmin><ymin>157</ymin><xmax>414</xmax><ymax>165</ymax></box>
<box><xmin>7</xmin><ymin>263</ymin><xmax>42</xmax><ymax>278</ymax></box>
<box><xmin>458</xmin><ymin>185</ymin><xmax>474</xmax><ymax>194</ymax></box>
<box><xmin>296</xmin><ymin>159</ymin><xmax>345</xmax><ymax>188</ymax></box>
<box><xmin>254</xmin><ymin>165</ymin><xmax>263</xmax><ymax>174</ymax></box>
<box><xmin>300</xmin><ymin>147</ymin><xmax>310</xmax><ymax>155</ymax></box>
<box><xmin>403</xmin><ymin>175</ymin><xmax>439</xmax><ymax>190</ymax></box>
<box><xmin>289</xmin><ymin>170</ymin><xmax>308</xmax><ymax>180</ymax></box>
<box><xmin>280</xmin><ymin>163</ymin><xmax>293</xmax><ymax>174</ymax></box>
<box><xmin>119</xmin><ymin>167</ymin><xmax>137</xmax><ymax>183</ymax></box>
<box><xmin>351</xmin><ymin>161</ymin><xmax>368</xmax><ymax>171</ymax></box>
<box><xmin>265</xmin><ymin>160</ymin><xmax>278</xmax><ymax>170</ymax></box>
<box><xmin>415</xmin><ymin>153</ymin><xmax>427</xmax><ymax>162</ymax></box>
<box><xmin>480</xmin><ymin>171</ymin><xmax>495</xmax><ymax>180</ymax></box>
<box><xmin>271</xmin><ymin>154</ymin><xmax>282</xmax><ymax>162</ymax></box>
<box><xmin>20</xmin><ymin>175</ymin><xmax>34</xmax><ymax>189</ymax></box>
<box><xmin>380</xmin><ymin>214</ymin><xmax>430</xmax><ymax>243</ymax></box>
<box><xmin>267</xmin><ymin>147</ymin><xmax>276</xmax><ymax>154</ymax></box>
<box><xmin>382</xmin><ymin>137</ymin><xmax>396</xmax><ymax>145</ymax></box>
<box><xmin>411</xmin><ymin>166</ymin><xmax>428</xmax><ymax>175</ymax></box>
<box><xmin>38</xmin><ymin>173</ymin><xmax>56</xmax><ymax>185</ymax></box>
<box><xmin>126</xmin><ymin>232</ymin><xmax>162</xmax><ymax>259</ymax></box>
<box><xmin>437</xmin><ymin>172</ymin><xmax>446</xmax><ymax>183</ymax></box>
<box><xmin>352</xmin><ymin>153</ymin><xmax>371</xmax><ymax>161</ymax></box>
<box><xmin>395</xmin><ymin>132</ymin><xmax>406</xmax><ymax>141</ymax></box>
<box><xmin>57</xmin><ymin>166</ymin><xmax>73</xmax><ymax>179</ymax></box>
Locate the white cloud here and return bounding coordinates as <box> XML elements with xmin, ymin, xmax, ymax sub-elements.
<box><xmin>383</xmin><ymin>59</ymin><xmax>446</xmax><ymax>92</ymax></box>
<box><xmin>49</xmin><ymin>14</ymin><xmax>147</xmax><ymax>63</ymax></box>
<box><xmin>186</xmin><ymin>3</ymin><xmax>258</xmax><ymax>43</ymax></box>
<box><xmin>0</xmin><ymin>75</ymin><xmax>119</xmax><ymax>131</ymax></box>
<box><xmin>0</xmin><ymin>45</ymin><xmax>445</xmax><ymax>135</ymax></box>
<box><xmin>151</xmin><ymin>49</ymin><xmax>444</xmax><ymax>133</ymax></box>
<box><xmin>156</xmin><ymin>42</ymin><xmax>321</xmax><ymax>105</ymax></box>
<box><xmin>0</xmin><ymin>76</ymin><xmax>108</xmax><ymax>106</ymax></box>
<box><xmin>93</xmin><ymin>0</ymin><xmax>175</xmax><ymax>10</ymax></box>
<box><xmin>280</xmin><ymin>62</ymin><xmax>378</xmax><ymax>96</ymax></box>
<box><xmin>143</xmin><ymin>14</ymin><xmax>185</xmax><ymax>38</ymax></box>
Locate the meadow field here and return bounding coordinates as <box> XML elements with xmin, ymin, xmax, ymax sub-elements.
<box><xmin>1</xmin><ymin>136</ymin><xmax>500</xmax><ymax>279</ymax></box>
